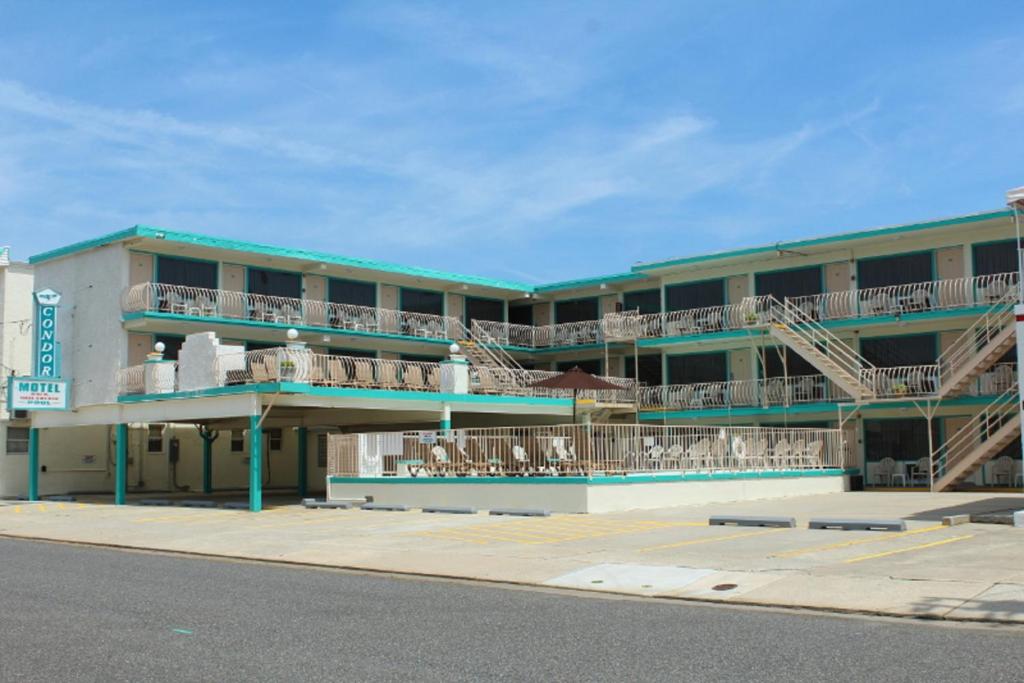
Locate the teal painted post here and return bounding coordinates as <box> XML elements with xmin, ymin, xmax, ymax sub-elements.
<box><xmin>202</xmin><ymin>438</ymin><xmax>213</xmax><ymax>495</ymax></box>
<box><xmin>115</xmin><ymin>424</ymin><xmax>127</xmax><ymax>505</ymax></box>
<box><xmin>249</xmin><ymin>415</ymin><xmax>263</xmax><ymax>512</ymax></box>
<box><xmin>27</xmin><ymin>428</ymin><xmax>39</xmax><ymax>501</ymax></box>
<box><xmin>297</xmin><ymin>427</ymin><xmax>308</xmax><ymax>498</ymax></box>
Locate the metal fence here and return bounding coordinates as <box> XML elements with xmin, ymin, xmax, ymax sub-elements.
<box><xmin>327</xmin><ymin>423</ymin><xmax>851</xmax><ymax>478</ymax></box>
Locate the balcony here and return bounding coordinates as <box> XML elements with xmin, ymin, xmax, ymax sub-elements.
<box><xmin>637</xmin><ymin>362</ymin><xmax>1017</xmax><ymax>413</ymax></box>
<box><xmin>115</xmin><ymin>347</ymin><xmax>637</xmax><ymax>401</ymax></box>
<box><xmin>122</xmin><ymin>282</ymin><xmax>461</xmax><ymax>341</ymax></box>
<box><xmin>605</xmin><ymin>273</ymin><xmax>1019</xmax><ymax>342</ymax></box>
<box><xmin>472</xmin><ymin>320</ymin><xmax>603</xmax><ymax>349</ymax></box>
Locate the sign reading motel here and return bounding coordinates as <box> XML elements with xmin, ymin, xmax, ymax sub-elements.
<box><xmin>7</xmin><ymin>378</ymin><xmax>70</xmax><ymax>411</ymax></box>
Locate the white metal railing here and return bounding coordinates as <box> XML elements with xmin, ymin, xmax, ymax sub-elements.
<box><xmin>932</xmin><ymin>382</ymin><xmax>1019</xmax><ymax>486</ymax></box>
<box><xmin>326</xmin><ymin>423</ymin><xmax>851</xmax><ymax>477</ymax></box>
<box><xmin>936</xmin><ymin>286</ymin><xmax>1017</xmax><ymax>390</ymax></box>
<box><xmin>116</xmin><ymin>364</ymin><xmax>146</xmax><ymax>395</ymax></box>
<box><xmin>123</xmin><ymin>282</ymin><xmax>461</xmax><ymax>340</ymax></box>
<box><xmin>472</xmin><ymin>319</ymin><xmax>603</xmax><ymax>349</ymax></box>
<box><xmin>637</xmin><ymin>374</ymin><xmax>846</xmax><ymax>410</ymax></box>
<box><xmin>970</xmin><ymin>362</ymin><xmax>1017</xmax><ymax>397</ymax></box>
<box><xmin>860</xmin><ymin>365</ymin><xmax>940</xmax><ymax>399</ymax></box>
<box><xmin>458</xmin><ymin>320</ymin><xmax>524</xmax><ymax>372</ymax></box>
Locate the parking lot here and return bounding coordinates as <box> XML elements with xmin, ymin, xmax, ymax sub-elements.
<box><xmin>2</xmin><ymin>491</ymin><xmax>1024</xmax><ymax>623</ymax></box>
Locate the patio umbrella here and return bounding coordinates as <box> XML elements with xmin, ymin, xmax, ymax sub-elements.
<box><xmin>529</xmin><ymin>366</ymin><xmax>624</xmax><ymax>423</ymax></box>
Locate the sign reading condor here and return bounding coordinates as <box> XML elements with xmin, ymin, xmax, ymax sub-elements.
<box><xmin>7</xmin><ymin>379</ymin><xmax>70</xmax><ymax>411</ymax></box>
<box><xmin>34</xmin><ymin>288</ymin><xmax>61</xmax><ymax>378</ymax></box>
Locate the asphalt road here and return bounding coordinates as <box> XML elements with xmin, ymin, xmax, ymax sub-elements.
<box><xmin>1</xmin><ymin>538</ymin><xmax>1022</xmax><ymax>682</ymax></box>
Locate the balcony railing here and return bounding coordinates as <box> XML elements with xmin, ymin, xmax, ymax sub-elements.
<box><xmin>327</xmin><ymin>423</ymin><xmax>851</xmax><ymax>477</ymax></box>
<box><xmin>472</xmin><ymin>320</ymin><xmax>604</xmax><ymax>349</ymax></box>
<box><xmin>860</xmin><ymin>365</ymin><xmax>940</xmax><ymax>399</ymax></box>
<box><xmin>637</xmin><ymin>374</ymin><xmax>845</xmax><ymax>411</ymax></box>
<box><xmin>123</xmin><ymin>282</ymin><xmax>460</xmax><ymax>340</ymax></box>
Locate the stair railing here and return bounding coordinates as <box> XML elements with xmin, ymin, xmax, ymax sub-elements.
<box><xmin>936</xmin><ymin>287</ymin><xmax>1017</xmax><ymax>390</ymax></box>
<box><xmin>931</xmin><ymin>381</ymin><xmax>1019</xmax><ymax>487</ymax></box>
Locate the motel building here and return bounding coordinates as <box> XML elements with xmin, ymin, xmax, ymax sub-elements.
<box><xmin>1</xmin><ymin>191</ymin><xmax>1022</xmax><ymax>513</ymax></box>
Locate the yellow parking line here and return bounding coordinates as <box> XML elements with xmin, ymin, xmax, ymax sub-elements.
<box><xmin>36</xmin><ymin>504</ymin><xmax>47</xmax><ymax>513</ymax></box>
<box><xmin>14</xmin><ymin>506</ymin><xmax>21</xmax><ymax>514</ymax></box>
<box><xmin>843</xmin><ymin>535</ymin><xmax>974</xmax><ymax>564</ymax></box>
<box><xmin>57</xmin><ymin>503</ymin><xmax>67</xmax><ymax>510</ymax></box>
<box><xmin>773</xmin><ymin>524</ymin><xmax>946</xmax><ymax>558</ymax></box>
<box><xmin>639</xmin><ymin>527</ymin><xmax>788</xmax><ymax>552</ymax></box>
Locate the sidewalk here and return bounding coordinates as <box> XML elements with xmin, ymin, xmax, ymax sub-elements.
<box><xmin>2</xmin><ymin>492</ymin><xmax>1023</xmax><ymax>623</ymax></box>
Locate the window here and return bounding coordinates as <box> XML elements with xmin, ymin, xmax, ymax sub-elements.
<box><xmin>860</xmin><ymin>334</ymin><xmax>936</xmax><ymax>368</ymax></box>
<box><xmin>328</xmin><ymin>278</ymin><xmax>376</xmax><ymax>308</ymax></box>
<box><xmin>245</xmin><ymin>341</ymin><xmax>280</xmax><ymax>352</ymax></box>
<box><xmin>857</xmin><ymin>252</ymin><xmax>933</xmax><ymax>289</ymax></box>
<box><xmin>231</xmin><ymin>430</ymin><xmax>244</xmax><ymax>452</ymax></box>
<box><xmin>247</xmin><ymin>268</ymin><xmax>301</xmax><ymax>299</ymax></box>
<box><xmin>973</xmin><ymin>240</ymin><xmax>1020</xmax><ymax>276</ymax></box>
<box><xmin>156</xmin><ymin>256</ymin><xmax>217</xmax><ymax>289</ymax></box>
<box><xmin>147</xmin><ymin>425</ymin><xmax>163</xmax><ymax>452</ymax></box>
<box><xmin>402</xmin><ymin>354</ymin><xmax>445</xmax><ymax>363</ymax></box>
<box><xmin>12</xmin><ymin>410</ymin><xmax>29</xmax><ymax>420</ymax></box>
<box><xmin>664</xmin><ymin>280</ymin><xmax>723</xmax><ymax>312</ymax></box>
<box><xmin>401</xmin><ymin>288</ymin><xmax>444</xmax><ymax>316</ymax></box>
<box><xmin>509</xmin><ymin>304</ymin><xmax>533</xmax><ymax>326</ymax></box>
<box><xmin>625</xmin><ymin>355</ymin><xmax>663</xmax><ymax>386</ymax></box>
<box><xmin>755</xmin><ymin>267</ymin><xmax>822</xmax><ymax>299</ymax></box>
<box><xmin>153</xmin><ymin>335</ymin><xmax>184</xmax><ymax>361</ymax></box>
<box><xmin>760</xmin><ymin>347</ymin><xmax>819</xmax><ymax>378</ymax></box>
<box><xmin>5</xmin><ymin>427</ymin><xmax>29</xmax><ymax>454</ymax></box>
<box><xmin>268</xmin><ymin>428</ymin><xmax>282</xmax><ymax>451</ymax></box>
<box><xmin>623</xmin><ymin>289</ymin><xmax>661</xmax><ymax>315</ymax></box>
<box><xmin>465</xmin><ymin>297</ymin><xmax>505</xmax><ymax>324</ymax></box>
<box><xmin>667</xmin><ymin>353</ymin><xmax>727</xmax><ymax>384</ymax></box>
<box><xmin>317</xmin><ymin>434</ymin><xmax>328</xmax><ymax>468</ymax></box>
<box><xmin>863</xmin><ymin>419</ymin><xmax>940</xmax><ymax>463</ymax></box>
<box><xmin>554</xmin><ymin>298</ymin><xmax>599</xmax><ymax>323</ymax></box>
<box><xmin>556</xmin><ymin>359</ymin><xmax>602</xmax><ymax>375</ymax></box>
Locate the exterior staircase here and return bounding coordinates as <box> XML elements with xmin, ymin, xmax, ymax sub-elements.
<box><xmin>765</xmin><ymin>296</ymin><xmax>877</xmax><ymax>401</ymax></box>
<box><xmin>931</xmin><ymin>382</ymin><xmax>1020</xmax><ymax>491</ymax></box>
<box><xmin>935</xmin><ymin>288</ymin><xmax>1017</xmax><ymax>399</ymax></box>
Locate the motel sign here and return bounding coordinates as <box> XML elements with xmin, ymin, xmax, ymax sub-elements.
<box><xmin>34</xmin><ymin>288</ymin><xmax>61</xmax><ymax>378</ymax></box>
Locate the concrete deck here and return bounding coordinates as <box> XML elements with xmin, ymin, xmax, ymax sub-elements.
<box><xmin>2</xmin><ymin>492</ymin><xmax>1024</xmax><ymax>623</ymax></box>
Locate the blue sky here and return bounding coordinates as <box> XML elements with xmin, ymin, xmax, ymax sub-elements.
<box><xmin>1</xmin><ymin>1</ymin><xmax>1022</xmax><ymax>283</ymax></box>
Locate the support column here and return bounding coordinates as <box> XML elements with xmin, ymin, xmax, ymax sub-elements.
<box><xmin>297</xmin><ymin>427</ymin><xmax>308</xmax><ymax>499</ymax></box>
<box><xmin>115</xmin><ymin>424</ymin><xmax>127</xmax><ymax>505</ymax></box>
<box><xmin>202</xmin><ymin>438</ymin><xmax>213</xmax><ymax>495</ymax></box>
<box><xmin>249</xmin><ymin>415</ymin><xmax>262</xmax><ymax>512</ymax></box>
<box><xmin>440</xmin><ymin>404</ymin><xmax>452</xmax><ymax>433</ymax></box>
<box><xmin>27</xmin><ymin>428</ymin><xmax>39</xmax><ymax>502</ymax></box>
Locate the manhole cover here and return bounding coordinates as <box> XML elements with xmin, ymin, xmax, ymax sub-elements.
<box><xmin>712</xmin><ymin>583</ymin><xmax>738</xmax><ymax>592</ymax></box>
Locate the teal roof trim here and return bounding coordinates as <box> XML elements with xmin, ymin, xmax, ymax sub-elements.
<box><xmin>535</xmin><ymin>271</ymin><xmax>648</xmax><ymax>293</ymax></box>
<box><xmin>633</xmin><ymin>209</ymin><xmax>1013</xmax><ymax>272</ymax></box>
<box><xmin>31</xmin><ymin>225</ymin><xmax>536</xmax><ymax>292</ymax></box>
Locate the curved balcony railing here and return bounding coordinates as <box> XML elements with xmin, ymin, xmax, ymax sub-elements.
<box><xmin>122</xmin><ymin>282</ymin><xmax>461</xmax><ymax>340</ymax></box>
<box><xmin>115</xmin><ymin>364</ymin><xmax>146</xmax><ymax>396</ymax></box>
<box><xmin>637</xmin><ymin>374</ymin><xmax>845</xmax><ymax>411</ymax></box>
<box><xmin>860</xmin><ymin>365</ymin><xmax>940</xmax><ymax>399</ymax></box>
<box><xmin>472</xmin><ymin>319</ymin><xmax>604</xmax><ymax>349</ymax></box>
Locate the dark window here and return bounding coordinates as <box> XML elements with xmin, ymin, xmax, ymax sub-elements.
<box><xmin>245</xmin><ymin>341</ymin><xmax>281</xmax><ymax>352</ymax></box>
<box><xmin>247</xmin><ymin>268</ymin><xmax>301</xmax><ymax>299</ymax></box>
<box><xmin>509</xmin><ymin>304</ymin><xmax>533</xmax><ymax>326</ymax></box>
<box><xmin>625</xmin><ymin>355</ymin><xmax>663</xmax><ymax>386</ymax></box>
<box><xmin>861</xmin><ymin>334</ymin><xmax>936</xmax><ymax>367</ymax></box>
<box><xmin>556</xmin><ymin>359</ymin><xmax>602</xmax><ymax>375</ymax></box>
<box><xmin>5</xmin><ymin>427</ymin><xmax>29</xmax><ymax>454</ymax></box>
<box><xmin>12</xmin><ymin>410</ymin><xmax>28</xmax><ymax>420</ymax></box>
<box><xmin>864</xmin><ymin>418</ymin><xmax>940</xmax><ymax>463</ymax></box>
<box><xmin>316</xmin><ymin>433</ymin><xmax>328</xmax><ymax>468</ymax></box>
<box><xmin>555</xmin><ymin>298</ymin><xmax>599</xmax><ymax>323</ymax></box>
<box><xmin>401</xmin><ymin>288</ymin><xmax>444</xmax><ymax>316</ymax></box>
<box><xmin>268</xmin><ymin>428</ymin><xmax>282</xmax><ymax>451</ymax></box>
<box><xmin>991</xmin><ymin>436</ymin><xmax>1022</xmax><ymax>464</ymax></box>
<box><xmin>328</xmin><ymin>278</ymin><xmax>375</xmax><ymax>308</ymax></box>
<box><xmin>755</xmin><ymin>267</ymin><xmax>822</xmax><ymax>299</ymax></box>
<box><xmin>156</xmin><ymin>256</ymin><xmax>217</xmax><ymax>289</ymax></box>
<box><xmin>622</xmin><ymin>289</ymin><xmax>661</xmax><ymax>315</ymax></box>
<box><xmin>153</xmin><ymin>335</ymin><xmax>184</xmax><ymax>361</ymax></box>
<box><xmin>231</xmin><ymin>430</ymin><xmax>244</xmax><ymax>453</ymax></box>
<box><xmin>328</xmin><ymin>348</ymin><xmax>376</xmax><ymax>359</ymax></box>
<box><xmin>858</xmin><ymin>252</ymin><xmax>933</xmax><ymax>289</ymax></box>
<box><xmin>760</xmin><ymin>347</ymin><xmax>819</xmax><ymax>378</ymax></box>
<box><xmin>401</xmin><ymin>354</ymin><xmax>445</xmax><ymax>363</ymax></box>
<box><xmin>667</xmin><ymin>353</ymin><xmax>727</xmax><ymax>384</ymax></box>
<box><xmin>147</xmin><ymin>425</ymin><xmax>163</xmax><ymax>453</ymax></box>
<box><xmin>665</xmin><ymin>280</ymin><xmax>724</xmax><ymax>312</ymax></box>
<box><xmin>973</xmin><ymin>240</ymin><xmax>1020</xmax><ymax>276</ymax></box>
<box><xmin>465</xmin><ymin>297</ymin><xmax>505</xmax><ymax>324</ymax></box>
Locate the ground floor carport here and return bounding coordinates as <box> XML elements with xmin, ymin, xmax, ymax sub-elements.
<box><xmin>27</xmin><ymin>385</ymin><xmax>574</xmax><ymax>511</ymax></box>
